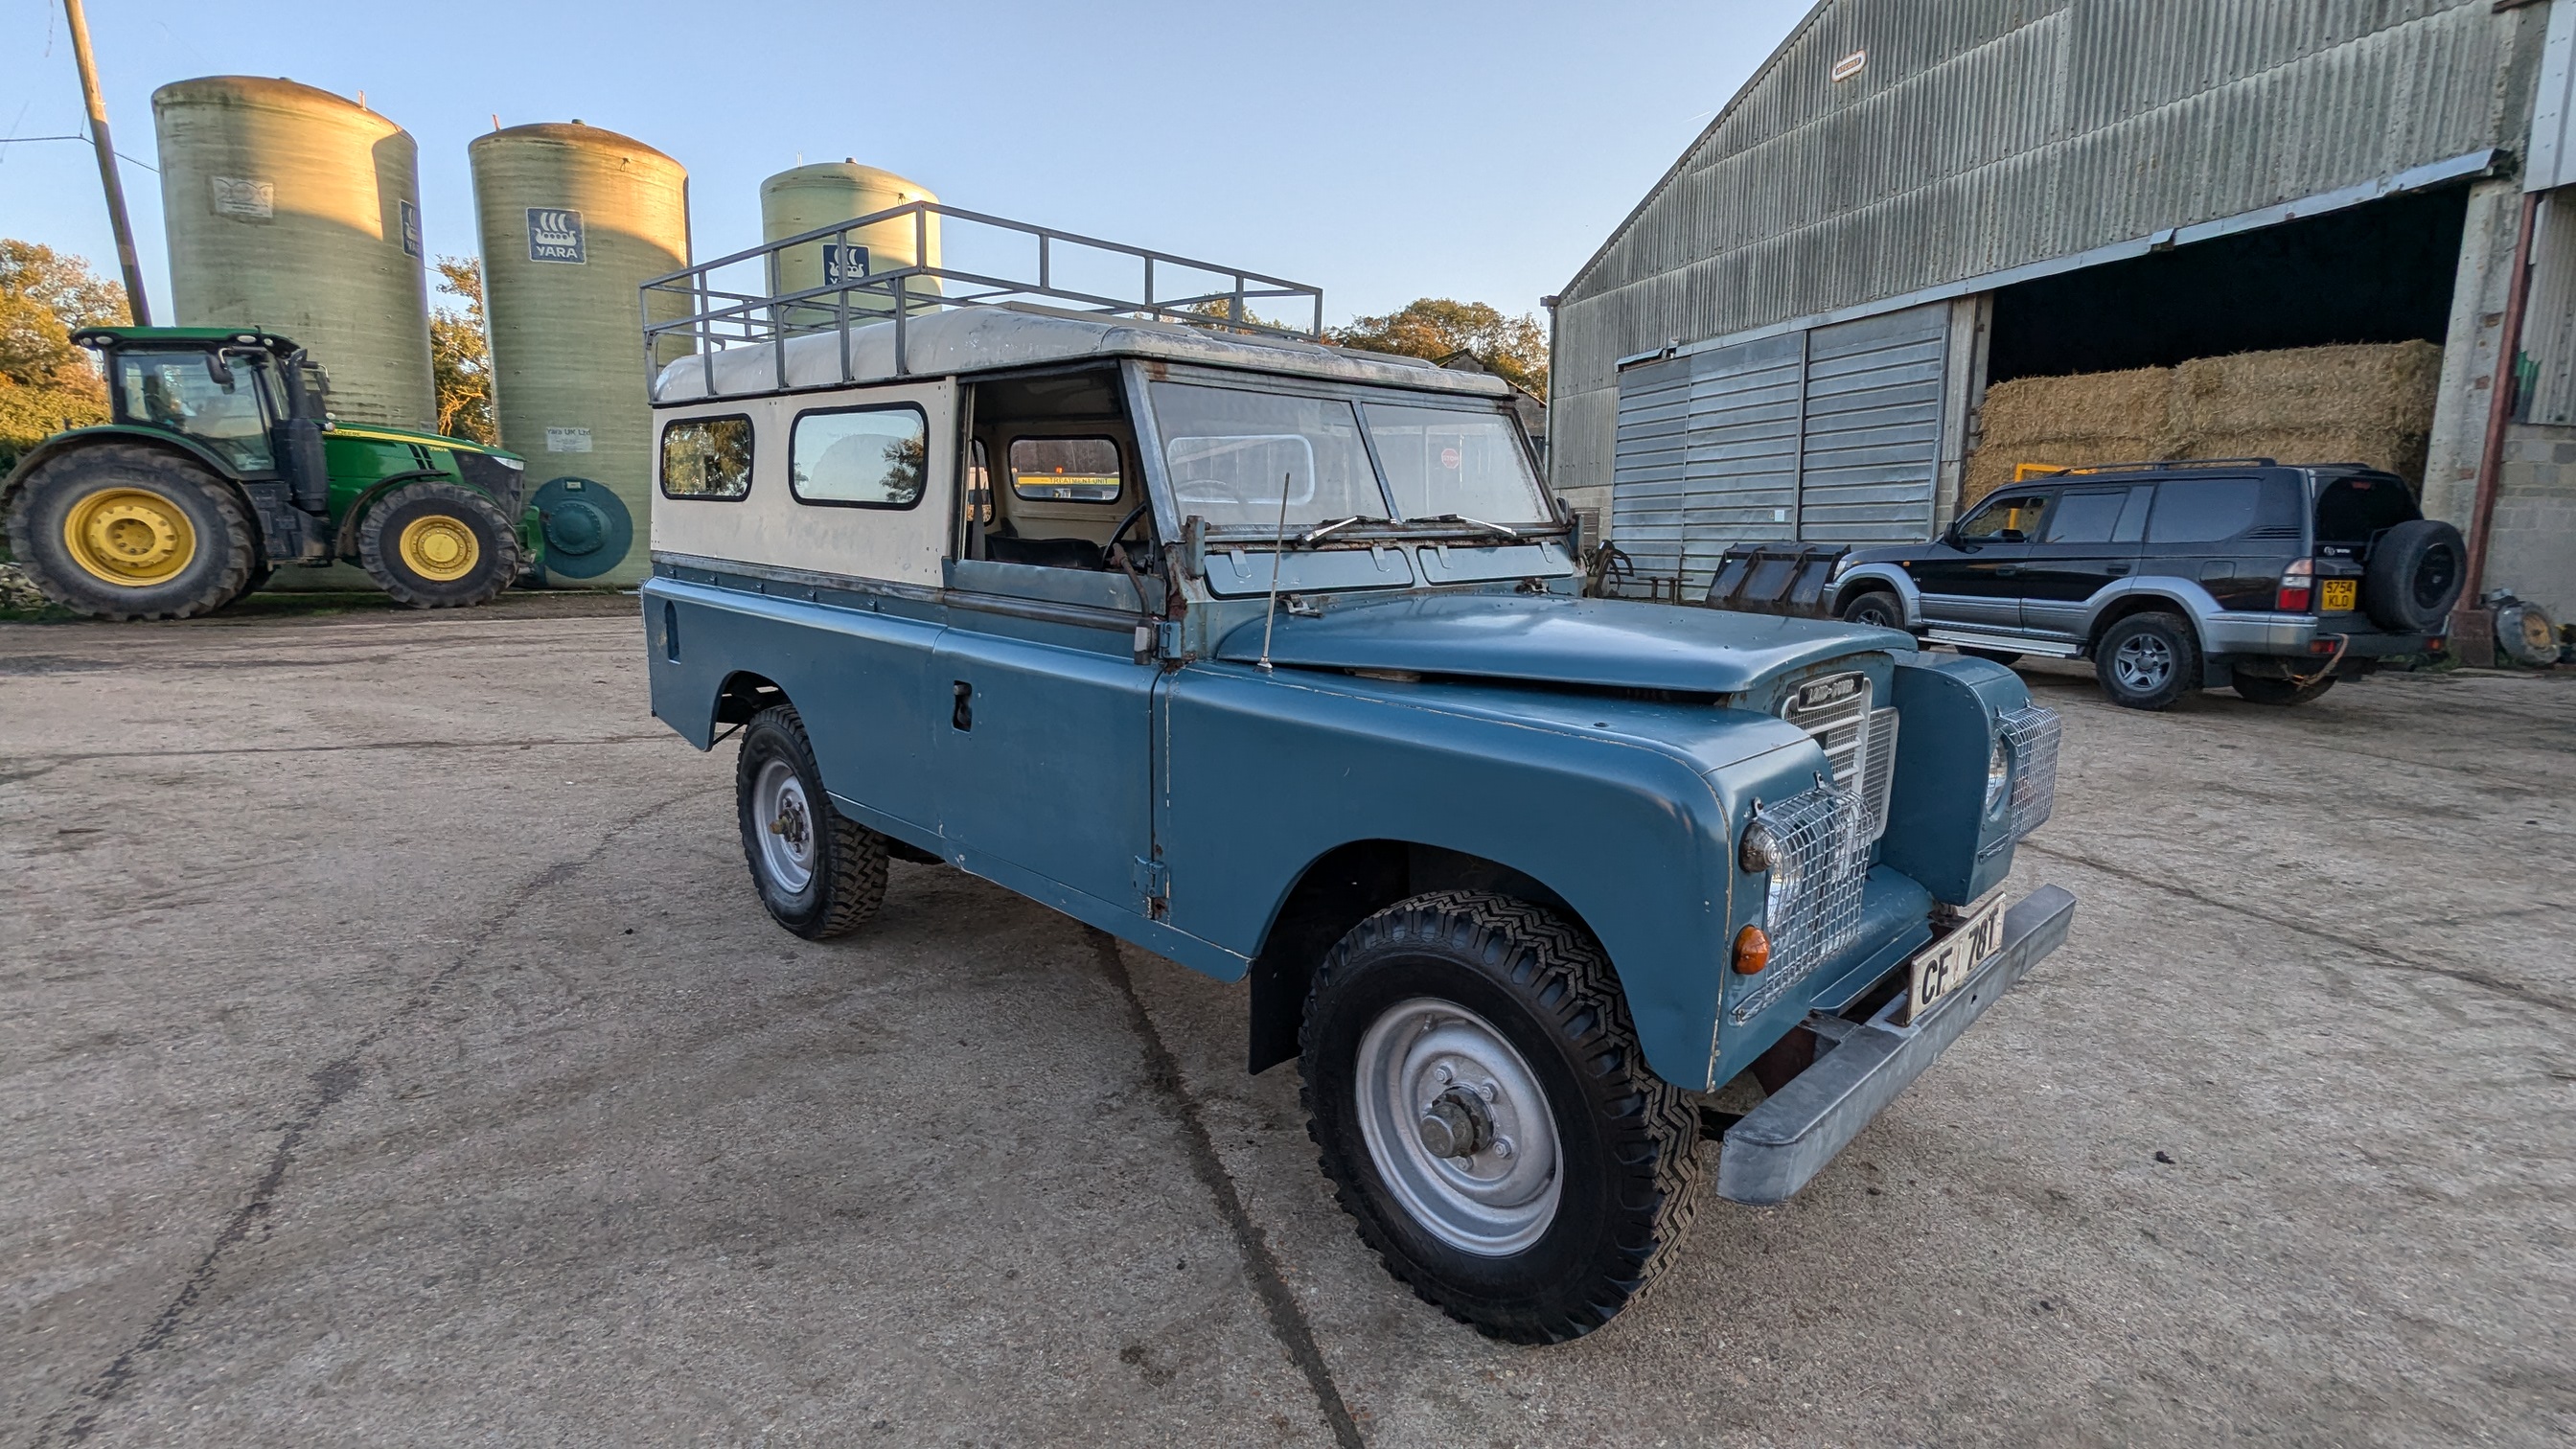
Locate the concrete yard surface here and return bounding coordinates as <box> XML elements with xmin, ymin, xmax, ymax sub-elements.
<box><xmin>2</xmin><ymin>607</ymin><xmax>2570</xmax><ymax>1446</ymax></box>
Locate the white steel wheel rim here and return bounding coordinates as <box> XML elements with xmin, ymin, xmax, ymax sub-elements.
<box><xmin>2114</xmin><ymin>633</ymin><xmax>2173</xmax><ymax>691</ymax></box>
<box><xmin>754</xmin><ymin>758</ymin><xmax>817</xmax><ymax>894</ymax></box>
<box><xmin>1355</xmin><ymin>997</ymin><xmax>1561</xmax><ymax>1256</ymax></box>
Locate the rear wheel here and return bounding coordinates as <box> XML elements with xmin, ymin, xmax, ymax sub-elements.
<box><xmin>2</xmin><ymin>443</ymin><xmax>256</xmax><ymax>620</ymax></box>
<box><xmin>2095</xmin><ymin>611</ymin><xmax>2199</xmax><ymax>710</ymax></box>
<box><xmin>2232</xmin><ymin>673</ymin><xmax>2337</xmax><ymax>706</ymax></box>
<box><xmin>357</xmin><ymin>480</ymin><xmax>520</xmax><ymax>609</ymax></box>
<box><xmin>736</xmin><ymin>704</ymin><xmax>888</xmax><ymax>939</ymax></box>
<box><xmin>1300</xmin><ymin>891</ymin><xmax>1705</xmax><ymax>1343</ymax></box>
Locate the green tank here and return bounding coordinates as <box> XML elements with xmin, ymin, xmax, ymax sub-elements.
<box><xmin>471</xmin><ymin>121</ymin><xmax>690</xmax><ymax>587</ymax></box>
<box><xmin>152</xmin><ymin>77</ymin><xmax>436</xmax><ymax>431</ymax></box>
<box><xmin>759</xmin><ymin>161</ymin><xmax>940</xmax><ymax>327</ymax></box>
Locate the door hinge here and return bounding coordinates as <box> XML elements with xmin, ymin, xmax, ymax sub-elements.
<box><xmin>1133</xmin><ymin>856</ymin><xmax>1169</xmax><ymax>917</ymax></box>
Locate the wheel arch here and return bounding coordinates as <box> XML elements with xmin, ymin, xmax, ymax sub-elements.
<box><xmin>713</xmin><ymin>669</ymin><xmax>789</xmax><ymax>734</ymax></box>
<box><xmin>1245</xmin><ymin>838</ymin><xmax>1598</xmax><ymax>1075</ymax></box>
<box><xmin>4</xmin><ymin>427</ymin><xmax>250</xmax><ymax>512</ymax></box>
<box><xmin>1829</xmin><ymin>564</ymin><xmax>1920</xmax><ymax>624</ymax></box>
<box><xmin>2082</xmin><ymin>585</ymin><xmax>2213</xmax><ymax>656</ymax></box>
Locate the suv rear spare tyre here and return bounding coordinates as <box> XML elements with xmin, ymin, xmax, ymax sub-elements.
<box><xmin>1300</xmin><ymin>891</ymin><xmax>1706</xmax><ymax>1344</ymax></box>
<box><xmin>2096</xmin><ymin>611</ymin><xmax>2199</xmax><ymax>710</ymax></box>
<box><xmin>3</xmin><ymin>443</ymin><xmax>258</xmax><ymax>620</ymax></box>
<box><xmin>2361</xmin><ymin>518</ymin><xmax>2464</xmax><ymax>632</ymax></box>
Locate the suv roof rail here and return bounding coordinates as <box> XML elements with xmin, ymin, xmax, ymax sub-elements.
<box><xmin>2011</xmin><ymin>457</ymin><xmax>2279</xmax><ymax>481</ymax></box>
<box><xmin>640</xmin><ymin>201</ymin><xmax>1326</xmax><ymax>385</ymax></box>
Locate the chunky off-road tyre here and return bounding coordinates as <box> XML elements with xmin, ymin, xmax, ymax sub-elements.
<box><xmin>1300</xmin><ymin>890</ymin><xmax>1705</xmax><ymax>1344</ymax></box>
<box><xmin>356</xmin><ymin>480</ymin><xmax>520</xmax><ymax>609</ymax></box>
<box><xmin>736</xmin><ymin>704</ymin><xmax>887</xmax><ymax>939</ymax></box>
<box><xmin>2232</xmin><ymin>672</ymin><xmax>2337</xmax><ymax>705</ymax></box>
<box><xmin>2361</xmin><ymin>518</ymin><xmax>2465</xmax><ymax>633</ymax></box>
<box><xmin>2095</xmin><ymin>611</ymin><xmax>2199</xmax><ymax>710</ymax></box>
<box><xmin>2</xmin><ymin>443</ymin><xmax>256</xmax><ymax>620</ymax></box>
<box><xmin>1839</xmin><ymin>588</ymin><xmax>1906</xmax><ymax>632</ymax></box>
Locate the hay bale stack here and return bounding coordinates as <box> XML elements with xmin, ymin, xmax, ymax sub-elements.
<box><xmin>1966</xmin><ymin>341</ymin><xmax>2444</xmax><ymax>505</ymax></box>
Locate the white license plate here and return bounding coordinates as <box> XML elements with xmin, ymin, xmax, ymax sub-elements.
<box><xmin>1902</xmin><ymin>894</ymin><xmax>2007</xmax><ymax>1024</ymax></box>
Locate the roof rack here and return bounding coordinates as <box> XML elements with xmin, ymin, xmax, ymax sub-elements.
<box><xmin>640</xmin><ymin>201</ymin><xmax>1325</xmax><ymax>393</ymax></box>
<box><xmin>2012</xmin><ymin>457</ymin><xmax>2279</xmax><ymax>480</ymax></box>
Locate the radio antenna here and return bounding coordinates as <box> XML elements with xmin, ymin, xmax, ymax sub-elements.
<box><xmin>1257</xmin><ymin>470</ymin><xmax>1292</xmax><ymax>672</ymax></box>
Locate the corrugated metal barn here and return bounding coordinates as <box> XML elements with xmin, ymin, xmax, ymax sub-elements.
<box><xmin>1551</xmin><ymin>0</ymin><xmax>2576</xmax><ymax>627</ymax></box>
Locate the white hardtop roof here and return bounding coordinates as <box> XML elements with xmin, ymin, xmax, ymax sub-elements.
<box><xmin>650</xmin><ymin>303</ymin><xmax>1516</xmax><ymax>404</ymax></box>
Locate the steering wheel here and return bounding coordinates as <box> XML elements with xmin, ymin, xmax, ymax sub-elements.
<box><xmin>1103</xmin><ymin>498</ymin><xmax>1157</xmax><ymax>570</ymax></box>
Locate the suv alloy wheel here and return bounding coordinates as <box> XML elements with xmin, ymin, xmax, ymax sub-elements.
<box><xmin>2096</xmin><ymin>611</ymin><xmax>2199</xmax><ymax>710</ymax></box>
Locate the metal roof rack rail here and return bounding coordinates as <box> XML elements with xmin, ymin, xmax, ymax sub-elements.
<box><xmin>639</xmin><ymin>202</ymin><xmax>1325</xmax><ymax>393</ymax></box>
<box><xmin>2012</xmin><ymin>457</ymin><xmax>2279</xmax><ymax>480</ymax></box>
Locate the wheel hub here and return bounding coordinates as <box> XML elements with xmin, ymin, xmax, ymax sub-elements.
<box><xmin>62</xmin><ymin>488</ymin><xmax>196</xmax><ymax>586</ymax></box>
<box><xmin>753</xmin><ymin>758</ymin><xmax>816</xmax><ymax>892</ymax></box>
<box><xmin>398</xmin><ymin>515</ymin><xmax>480</xmax><ymax>583</ymax></box>
<box><xmin>2114</xmin><ymin>634</ymin><xmax>2172</xmax><ymax>690</ymax></box>
<box><xmin>1355</xmin><ymin>999</ymin><xmax>1561</xmax><ymax>1255</ymax></box>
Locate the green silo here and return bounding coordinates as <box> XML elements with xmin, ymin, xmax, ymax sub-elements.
<box><xmin>152</xmin><ymin>77</ymin><xmax>436</xmax><ymax>430</ymax></box>
<box><xmin>759</xmin><ymin>161</ymin><xmax>940</xmax><ymax>325</ymax></box>
<box><xmin>471</xmin><ymin>122</ymin><xmax>690</xmax><ymax>588</ymax></box>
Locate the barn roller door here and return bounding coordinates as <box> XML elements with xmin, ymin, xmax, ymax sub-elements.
<box><xmin>1611</xmin><ymin>301</ymin><xmax>1948</xmax><ymax>597</ymax></box>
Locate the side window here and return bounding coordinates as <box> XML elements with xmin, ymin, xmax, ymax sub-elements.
<box><xmin>792</xmin><ymin>404</ymin><xmax>928</xmax><ymax>508</ymax></box>
<box><xmin>2040</xmin><ymin>489</ymin><xmax>2129</xmax><ymax>544</ymax></box>
<box><xmin>2147</xmin><ymin>477</ymin><xmax>2260</xmax><ymax>543</ymax></box>
<box><xmin>114</xmin><ymin>350</ymin><xmax>276</xmax><ymax>472</ymax></box>
<box><xmin>1008</xmin><ymin>437</ymin><xmax>1122</xmax><ymax>502</ymax></box>
<box><xmin>1957</xmin><ymin>493</ymin><xmax>2048</xmax><ymax>542</ymax></box>
<box><xmin>660</xmin><ymin>416</ymin><xmax>754</xmax><ymax>499</ymax></box>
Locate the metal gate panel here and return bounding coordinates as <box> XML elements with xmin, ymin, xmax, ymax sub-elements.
<box><xmin>1799</xmin><ymin>305</ymin><xmax>1948</xmax><ymax>543</ymax></box>
<box><xmin>1609</xmin><ymin>353</ymin><xmax>1693</xmax><ymax>588</ymax></box>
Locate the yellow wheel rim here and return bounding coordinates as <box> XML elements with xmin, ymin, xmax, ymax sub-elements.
<box><xmin>62</xmin><ymin>487</ymin><xmax>198</xmax><ymax>586</ymax></box>
<box><xmin>398</xmin><ymin>515</ymin><xmax>481</xmax><ymax>583</ymax></box>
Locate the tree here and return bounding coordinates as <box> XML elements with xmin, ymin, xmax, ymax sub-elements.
<box><xmin>430</xmin><ymin>256</ymin><xmax>495</xmax><ymax>444</ymax></box>
<box><xmin>1328</xmin><ymin>299</ymin><xmax>1549</xmax><ymax>397</ymax></box>
<box><xmin>0</xmin><ymin>241</ymin><xmax>126</xmax><ymax>472</ymax></box>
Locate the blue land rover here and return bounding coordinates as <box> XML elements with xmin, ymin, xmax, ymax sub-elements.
<box><xmin>634</xmin><ymin>209</ymin><xmax>2075</xmax><ymax>1343</ymax></box>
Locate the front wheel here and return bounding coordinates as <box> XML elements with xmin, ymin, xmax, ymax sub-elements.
<box><xmin>736</xmin><ymin>704</ymin><xmax>887</xmax><ymax>939</ymax></box>
<box><xmin>1839</xmin><ymin>588</ymin><xmax>1906</xmax><ymax>632</ymax></box>
<box><xmin>1300</xmin><ymin>891</ymin><xmax>1705</xmax><ymax>1343</ymax></box>
<box><xmin>357</xmin><ymin>480</ymin><xmax>521</xmax><ymax>608</ymax></box>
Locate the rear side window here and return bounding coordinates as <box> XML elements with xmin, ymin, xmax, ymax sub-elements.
<box><xmin>2314</xmin><ymin>474</ymin><xmax>2419</xmax><ymax>545</ymax></box>
<box><xmin>792</xmin><ymin>404</ymin><xmax>928</xmax><ymax>508</ymax></box>
<box><xmin>2146</xmin><ymin>478</ymin><xmax>2260</xmax><ymax>543</ymax></box>
<box><xmin>660</xmin><ymin>416</ymin><xmax>754</xmax><ymax>499</ymax></box>
<box><xmin>1009</xmin><ymin>437</ymin><xmax>1122</xmax><ymax>502</ymax></box>
<box><xmin>2041</xmin><ymin>488</ymin><xmax>2130</xmax><ymax>544</ymax></box>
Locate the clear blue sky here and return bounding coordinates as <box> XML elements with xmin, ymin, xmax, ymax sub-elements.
<box><xmin>3</xmin><ymin>0</ymin><xmax>1811</xmax><ymax>327</ymax></box>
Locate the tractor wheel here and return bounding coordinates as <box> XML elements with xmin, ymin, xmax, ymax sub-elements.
<box><xmin>357</xmin><ymin>480</ymin><xmax>521</xmax><ymax>609</ymax></box>
<box><xmin>2</xmin><ymin>443</ymin><xmax>257</xmax><ymax>621</ymax></box>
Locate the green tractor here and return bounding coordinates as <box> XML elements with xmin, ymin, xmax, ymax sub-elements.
<box><xmin>2</xmin><ymin>326</ymin><xmax>540</xmax><ymax>620</ymax></box>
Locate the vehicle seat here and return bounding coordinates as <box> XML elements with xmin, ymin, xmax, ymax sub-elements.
<box><xmin>984</xmin><ymin>520</ymin><xmax>1102</xmax><ymax>570</ymax></box>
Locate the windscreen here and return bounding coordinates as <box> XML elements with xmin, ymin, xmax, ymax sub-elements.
<box><xmin>2313</xmin><ymin>474</ymin><xmax>2418</xmax><ymax>546</ymax></box>
<box><xmin>1362</xmin><ymin>402</ymin><xmax>1549</xmax><ymax>524</ymax></box>
<box><xmin>1150</xmin><ymin>381</ymin><xmax>1385</xmax><ymax>529</ymax></box>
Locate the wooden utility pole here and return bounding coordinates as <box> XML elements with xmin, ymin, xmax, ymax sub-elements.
<box><xmin>61</xmin><ymin>0</ymin><xmax>151</xmax><ymax>324</ymax></box>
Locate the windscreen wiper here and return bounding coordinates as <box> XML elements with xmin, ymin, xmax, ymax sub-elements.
<box><xmin>1293</xmin><ymin>515</ymin><xmax>1387</xmax><ymax>546</ymax></box>
<box><xmin>1417</xmin><ymin>513</ymin><xmax>1522</xmax><ymax>540</ymax></box>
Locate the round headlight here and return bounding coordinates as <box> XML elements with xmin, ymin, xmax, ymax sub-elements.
<box><xmin>1985</xmin><ymin>736</ymin><xmax>2012</xmax><ymax>816</ymax></box>
<box><xmin>1739</xmin><ymin>819</ymin><xmax>1782</xmax><ymax>873</ymax></box>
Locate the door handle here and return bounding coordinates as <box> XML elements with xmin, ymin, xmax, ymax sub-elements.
<box><xmin>952</xmin><ymin>680</ymin><xmax>973</xmax><ymax>731</ymax></box>
<box><xmin>1993</xmin><ymin>564</ymin><xmax>2021</xmax><ymax>577</ymax></box>
<box><xmin>2105</xmin><ymin>563</ymin><xmax>2130</xmax><ymax>576</ymax></box>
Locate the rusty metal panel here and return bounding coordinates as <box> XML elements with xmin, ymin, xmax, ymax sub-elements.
<box><xmin>1553</xmin><ymin>0</ymin><xmax>2537</xmax><ymax>499</ymax></box>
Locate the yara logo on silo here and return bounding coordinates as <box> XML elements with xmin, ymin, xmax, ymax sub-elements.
<box><xmin>527</xmin><ymin>208</ymin><xmax>586</xmax><ymax>264</ymax></box>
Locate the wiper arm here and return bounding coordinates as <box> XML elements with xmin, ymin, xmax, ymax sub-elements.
<box><xmin>1293</xmin><ymin>515</ymin><xmax>1384</xmax><ymax>546</ymax></box>
<box><xmin>1419</xmin><ymin>513</ymin><xmax>1522</xmax><ymax>540</ymax></box>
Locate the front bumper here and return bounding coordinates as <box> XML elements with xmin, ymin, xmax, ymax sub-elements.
<box><xmin>1714</xmin><ymin>885</ymin><xmax>2077</xmax><ymax>1205</ymax></box>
